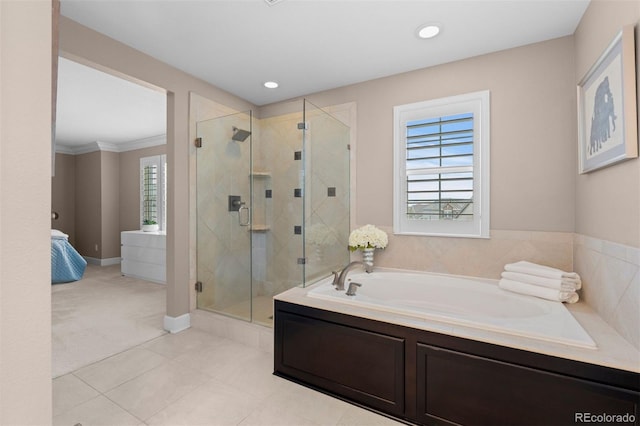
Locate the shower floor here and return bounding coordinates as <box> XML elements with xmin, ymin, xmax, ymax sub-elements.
<box><xmin>202</xmin><ymin>295</ymin><xmax>274</xmax><ymax>327</ymax></box>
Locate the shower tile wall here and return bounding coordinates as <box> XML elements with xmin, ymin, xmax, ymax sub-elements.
<box><xmin>254</xmin><ymin>112</ymin><xmax>305</xmax><ymax>298</ymax></box>
<box><xmin>304</xmin><ymin>108</ymin><xmax>350</xmax><ymax>283</ymax></box>
<box><xmin>194</xmin><ymin>102</ymin><xmax>350</xmax><ymax>324</ymax></box>
<box><xmin>196</xmin><ymin>114</ymin><xmax>252</xmax><ymax>315</ymax></box>
<box><xmin>253</xmin><ymin>107</ymin><xmax>350</xmax><ymax>297</ymax></box>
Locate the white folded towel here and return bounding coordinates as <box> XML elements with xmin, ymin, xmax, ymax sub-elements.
<box><xmin>504</xmin><ymin>261</ymin><xmax>581</xmax><ymax>282</ymax></box>
<box><xmin>501</xmin><ymin>271</ymin><xmax>581</xmax><ymax>291</ymax></box>
<box><xmin>499</xmin><ymin>279</ymin><xmax>579</xmax><ymax>304</ymax></box>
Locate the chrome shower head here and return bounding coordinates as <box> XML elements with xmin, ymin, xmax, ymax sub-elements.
<box><xmin>232</xmin><ymin>126</ymin><xmax>251</xmax><ymax>142</ymax></box>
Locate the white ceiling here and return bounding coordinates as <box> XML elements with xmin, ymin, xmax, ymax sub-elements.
<box><xmin>57</xmin><ymin>0</ymin><xmax>590</xmax><ymax>148</ymax></box>
<box><xmin>55</xmin><ymin>57</ymin><xmax>166</xmax><ymax>150</ymax></box>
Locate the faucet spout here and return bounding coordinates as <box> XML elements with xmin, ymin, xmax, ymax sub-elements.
<box><xmin>334</xmin><ymin>261</ymin><xmax>372</xmax><ymax>291</ymax></box>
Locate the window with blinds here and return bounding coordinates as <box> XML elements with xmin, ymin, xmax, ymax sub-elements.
<box><xmin>142</xmin><ymin>164</ymin><xmax>158</xmax><ymax>223</ymax></box>
<box><xmin>393</xmin><ymin>91</ymin><xmax>490</xmax><ymax>238</ymax></box>
<box><xmin>140</xmin><ymin>155</ymin><xmax>167</xmax><ymax>230</ymax></box>
<box><xmin>406</xmin><ymin>113</ymin><xmax>474</xmax><ymax>221</ymax></box>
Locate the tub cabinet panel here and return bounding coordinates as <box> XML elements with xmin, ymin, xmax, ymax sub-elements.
<box><xmin>417</xmin><ymin>344</ymin><xmax>639</xmax><ymax>426</ymax></box>
<box><xmin>275</xmin><ymin>310</ymin><xmax>405</xmax><ymax>416</ymax></box>
<box><xmin>274</xmin><ymin>300</ymin><xmax>640</xmax><ymax>426</ymax></box>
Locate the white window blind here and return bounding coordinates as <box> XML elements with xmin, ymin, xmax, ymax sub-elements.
<box><xmin>406</xmin><ymin>113</ymin><xmax>474</xmax><ymax>221</ymax></box>
<box><xmin>142</xmin><ymin>163</ymin><xmax>158</xmax><ymax>222</ymax></box>
<box><xmin>394</xmin><ymin>91</ymin><xmax>490</xmax><ymax>238</ymax></box>
<box><xmin>140</xmin><ymin>155</ymin><xmax>166</xmax><ymax>230</ymax></box>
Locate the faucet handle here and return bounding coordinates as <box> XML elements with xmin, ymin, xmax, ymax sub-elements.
<box><xmin>346</xmin><ymin>281</ymin><xmax>362</xmax><ymax>296</ymax></box>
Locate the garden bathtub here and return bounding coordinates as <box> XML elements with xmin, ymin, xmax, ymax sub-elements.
<box><xmin>307</xmin><ymin>269</ymin><xmax>596</xmax><ymax>349</ymax></box>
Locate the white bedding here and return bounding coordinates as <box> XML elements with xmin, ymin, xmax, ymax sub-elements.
<box><xmin>51</xmin><ymin>229</ymin><xmax>69</xmax><ymax>240</ymax></box>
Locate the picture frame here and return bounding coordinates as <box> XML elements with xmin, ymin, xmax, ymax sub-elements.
<box><xmin>577</xmin><ymin>25</ymin><xmax>638</xmax><ymax>174</ymax></box>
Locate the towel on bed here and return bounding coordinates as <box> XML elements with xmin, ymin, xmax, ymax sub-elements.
<box><xmin>51</xmin><ymin>238</ymin><xmax>87</xmax><ymax>283</ymax></box>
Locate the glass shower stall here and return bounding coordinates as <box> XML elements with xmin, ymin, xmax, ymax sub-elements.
<box><xmin>195</xmin><ymin>100</ymin><xmax>350</xmax><ymax>326</ymax></box>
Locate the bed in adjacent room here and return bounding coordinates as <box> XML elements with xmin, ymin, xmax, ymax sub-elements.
<box><xmin>51</xmin><ymin>229</ymin><xmax>87</xmax><ymax>284</ymax></box>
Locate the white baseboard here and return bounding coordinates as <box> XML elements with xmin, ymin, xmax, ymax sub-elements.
<box><xmin>84</xmin><ymin>256</ymin><xmax>122</xmax><ymax>266</ymax></box>
<box><xmin>164</xmin><ymin>313</ymin><xmax>191</xmax><ymax>334</ymax></box>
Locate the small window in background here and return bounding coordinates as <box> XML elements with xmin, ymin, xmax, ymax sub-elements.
<box><xmin>393</xmin><ymin>91</ymin><xmax>490</xmax><ymax>238</ymax></box>
<box><xmin>140</xmin><ymin>155</ymin><xmax>166</xmax><ymax>230</ymax></box>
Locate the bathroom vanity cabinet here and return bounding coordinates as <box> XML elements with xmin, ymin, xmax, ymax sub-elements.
<box><xmin>274</xmin><ymin>300</ymin><xmax>639</xmax><ymax>426</ymax></box>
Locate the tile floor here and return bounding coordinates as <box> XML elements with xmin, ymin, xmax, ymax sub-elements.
<box><xmin>206</xmin><ymin>296</ymin><xmax>275</xmax><ymax>327</ymax></box>
<box><xmin>53</xmin><ymin>328</ymin><xmax>403</xmax><ymax>426</ymax></box>
<box><xmin>52</xmin><ymin>264</ymin><xmax>167</xmax><ymax>377</ymax></box>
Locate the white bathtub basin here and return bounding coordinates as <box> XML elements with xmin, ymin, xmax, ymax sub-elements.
<box><xmin>307</xmin><ymin>270</ymin><xmax>596</xmax><ymax>349</ymax></box>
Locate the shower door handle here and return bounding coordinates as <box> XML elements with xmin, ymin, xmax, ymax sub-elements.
<box><xmin>238</xmin><ymin>204</ymin><xmax>250</xmax><ymax>227</ymax></box>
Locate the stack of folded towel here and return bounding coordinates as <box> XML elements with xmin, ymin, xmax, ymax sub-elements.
<box><xmin>499</xmin><ymin>261</ymin><xmax>581</xmax><ymax>303</ymax></box>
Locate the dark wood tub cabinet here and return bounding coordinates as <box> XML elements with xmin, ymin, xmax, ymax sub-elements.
<box><xmin>274</xmin><ymin>300</ymin><xmax>640</xmax><ymax>426</ymax></box>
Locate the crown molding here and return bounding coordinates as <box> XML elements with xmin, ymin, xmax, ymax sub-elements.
<box><xmin>54</xmin><ymin>144</ymin><xmax>75</xmax><ymax>155</ymax></box>
<box><xmin>55</xmin><ymin>134</ymin><xmax>166</xmax><ymax>155</ymax></box>
<box><xmin>120</xmin><ymin>134</ymin><xmax>166</xmax><ymax>152</ymax></box>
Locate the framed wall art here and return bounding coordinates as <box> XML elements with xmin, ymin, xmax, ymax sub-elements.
<box><xmin>577</xmin><ymin>25</ymin><xmax>638</xmax><ymax>174</ymax></box>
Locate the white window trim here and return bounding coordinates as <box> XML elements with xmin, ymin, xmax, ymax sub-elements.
<box><xmin>140</xmin><ymin>154</ymin><xmax>167</xmax><ymax>231</ymax></box>
<box><xmin>393</xmin><ymin>90</ymin><xmax>490</xmax><ymax>238</ymax></box>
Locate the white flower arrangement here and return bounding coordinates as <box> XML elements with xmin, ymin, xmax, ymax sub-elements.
<box><xmin>306</xmin><ymin>223</ymin><xmax>339</xmax><ymax>246</ymax></box>
<box><xmin>348</xmin><ymin>224</ymin><xmax>388</xmax><ymax>252</ymax></box>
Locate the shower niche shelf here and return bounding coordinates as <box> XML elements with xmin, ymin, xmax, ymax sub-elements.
<box><xmin>251</xmin><ymin>171</ymin><xmax>271</xmax><ymax>233</ymax></box>
<box><xmin>250</xmin><ymin>225</ymin><xmax>270</xmax><ymax>232</ymax></box>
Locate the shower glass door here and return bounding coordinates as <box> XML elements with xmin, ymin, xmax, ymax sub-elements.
<box><xmin>196</xmin><ymin>111</ymin><xmax>253</xmax><ymax>321</ymax></box>
<box><xmin>302</xmin><ymin>100</ymin><xmax>351</xmax><ymax>284</ymax></box>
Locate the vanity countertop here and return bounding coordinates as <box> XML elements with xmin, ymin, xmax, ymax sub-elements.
<box><xmin>275</xmin><ymin>279</ymin><xmax>640</xmax><ymax>374</ymax></box>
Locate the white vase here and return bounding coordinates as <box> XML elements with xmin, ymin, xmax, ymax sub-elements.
<box><xmin>361</xmin><ymin>247</ymin><xmax>375</xmax><ymax>268</ymax></box>
<box><xmin>142</xmin><ymin>224</ymin><xmax>159</xmax><ymax>232</ymax></box>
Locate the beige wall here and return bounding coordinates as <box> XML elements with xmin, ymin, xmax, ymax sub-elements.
<box><xmin>572</xmin><ymin>0</ymin><xmax>640</xmax><ymax>349</ymax></box>
<box><xmin>101</xmin><ymin>151</ymin><xmax>120</xmax><ymax>259</ymax></box>
<box><xmin>119</xmin><ymin>145</ymin><xmax>166</xmax><ymax>232</ymax></box>
<box><xmin>2</xmin><ymin>2</ymin><xmax>635</xmax><ymax>422</ymax></box>
<box><xmin>58</xmin><ymin>11</ymin><xmax>579</xmax><ymax>313</ymax></box>
<box><xmin>54</xmin><ymin>146</ymin><xmax>165</xmax><ymax>259</ymax></box>
<box><xmin>574</xmin><ymin>0</ymin><xmax>640</xmax><ymax>248</ymax></box>
<box><xmin>0</xmin><ymin>0</ymin><xmax>52</xmax><ymax>423</ymax></box>
<box><xmin>271</xmin><ymin>36</ymin><xmax>577</xmax><ymax>234</ymax></box>
<box><xmin>259</xmin><ymin>37</ymin><xmax>579</xmax><ymax>278</ymax></box>
<box><xmin>60</xmin><ymin>16</ymin><xmax>254</xmax><ymax>318</ymax></box>
<box><xmin>52</xmin><ymin>153</ymin><xmax>76</xmax><ymax>244</ymax></box>
<box><xmin>74</xmin><ymin>151</ymin><xmax>102</xmax><ymax>257</ymax></box>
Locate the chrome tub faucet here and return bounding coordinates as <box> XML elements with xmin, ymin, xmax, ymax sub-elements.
<box><xmin>331</xmin><ymin>261</ymin><xmax>372</xmax><ymax>291</ymax></box>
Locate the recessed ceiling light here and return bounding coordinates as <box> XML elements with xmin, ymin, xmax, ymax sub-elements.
<box><xmin>264</xmin><ymin>81</ymin><xmax>279</xmax><ymax>89</ymax></box>
<box><xmin>417</xmin><ymin>24</ymin><xmax>440</xmax><ymax>39</ymax></box>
